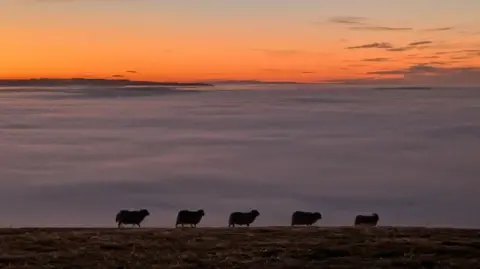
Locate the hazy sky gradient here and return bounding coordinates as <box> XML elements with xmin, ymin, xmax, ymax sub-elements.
<box><xmin>2</xmin><ymin>0</ymin><xmax>480</xmax><ymax>83</ymax></box>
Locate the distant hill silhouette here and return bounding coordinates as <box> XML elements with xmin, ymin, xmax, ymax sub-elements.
<box><xmin>0</xmin><ymin>78</ymin><xmax>212</xmax><ymax>87</ymax></box>
<box><xmin>201</xmin><ymin>80</ymin><xmax>302</xmax><ymax>85</ymax></box>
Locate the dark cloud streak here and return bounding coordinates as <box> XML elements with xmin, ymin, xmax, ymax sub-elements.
<box><xmin>347</xmin><ymin>42</ymin><xmax>393</xmax><ymax>49</ymax></box>
<box><xmin>386</xmin><ymin>47</ymin><xmax>413</xmax><ymax>52</ymax></box>
<box><xmin>362</xmin><ymin>58</ymin><xmax>390</xmax><ymax>62</ymax></box>
<box><xmin>350</xmin><ymin>26</ymin><xmax>412</xmax><ymax>31</ymax></box>
<box><xmin>423</xmin><ymin>27</ymin><xmax>454</xmax><ymax>32</ymax></box>
<box><xmin>409</xmin><ymin>41</ymin><xmax>433</xmax><ymax>46</ymax></box>
<box><xmin>328</xmin><ymin>16</ymin><xmax>367</xmax><ymax>25</ymax></box>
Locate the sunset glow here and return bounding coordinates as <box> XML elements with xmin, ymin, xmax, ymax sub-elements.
<box><xmin>2</xmin><ymin>0</ymin><xmax>480</xmax><ymax>84</ymax></box>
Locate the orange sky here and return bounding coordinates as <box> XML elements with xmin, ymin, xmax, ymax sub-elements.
<box><xmin>1</xmin><ymin>0</ymin><xmax>480</xmax><ymax>84</ymax></box>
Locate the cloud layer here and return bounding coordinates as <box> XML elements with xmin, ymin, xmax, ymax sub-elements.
<box><xmin>1</xmin><ymin>86</ymin><xmax>480</xmax><ymax>228</ymax></box>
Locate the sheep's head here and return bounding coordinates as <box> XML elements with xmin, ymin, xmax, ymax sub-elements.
<box><xmin>140</xmin><ymin>209</ymin><xmax>150</xmax><ymax>216</ymax></box>
<box><xmin>373</xmin><ymin>213</ymin><xmax>379</xmax><ymax>219</ymax></box>
<box><xmin>313</xmin><ymin>212</ymin><xmax>322</xmax><ymax>220</ymax></box>
<box><xmin>198</xmin><ymin>210</ymin><xmax>205</xmax><ymax>216</ymax></box>
<box><xmin>251</xmin><ymin>210</ymin><xmax>260</xmax><ymax>217</ymax></box>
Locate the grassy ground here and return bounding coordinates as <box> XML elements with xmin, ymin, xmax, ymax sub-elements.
<box><xmin>0</xmin><ymin>227</ymin><xmax>479</xmax><ymax>269</ymax></box>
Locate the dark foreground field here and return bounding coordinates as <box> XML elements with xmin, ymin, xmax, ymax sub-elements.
<box><xmin>0</xmin><ymin>227</ymin><xmax>479</xmax><ymax>269</ymax></box>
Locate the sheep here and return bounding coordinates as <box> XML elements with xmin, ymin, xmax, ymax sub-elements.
<box><xmin>176</xmin><ymin>209</ymin><xmax>205</xmax><ymax>228</ymax></box>
<box><xmin>115</xmin><ymin>209</ymin><xmax>150</xmax><ymax>228</ymax></box>
<box><xmin>354</xmin><ymin>213</ymin><xmax>379</xmax><ymax>227</ymax></box>
<box><xmin>228</xmin><ymin>210</ymin><xmax>260</xmax><ymax>227</ymax></box>
<box><xmin>291</xmin><ymin>211</ymin><xmax>322</xmax><ymax>226</ymax></box>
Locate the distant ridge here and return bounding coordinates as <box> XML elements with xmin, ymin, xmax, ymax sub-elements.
<box><xmin>200</xmin><ymin>80</ymin><xmax>303</xmax><ymax>85</ymax></box>
<box><xmin>374</xmin><ymin>86</ymin><xmax>432</xmax><ymax>90</ymax></box>
<box><xmin>0</xmin><ymin>78</ymin><xmax>212</xmax><ymax>87</ymax></box>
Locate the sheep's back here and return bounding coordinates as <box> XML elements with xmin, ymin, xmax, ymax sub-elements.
<box><xmin>292</xmin><ymin>212</ymin><xmax>316</xmax><ymax>225</ymax></box>
<box><xmin>355</xmin><ymin>215</ymin><xmax>378</xmax><ymax>225</ymax></box>
<box><xmin>229</xmin><ymin>212</ymin><xmax>256</xmax><ymax>225</ymax></box>
<box><xmin>177</xmin><ymin>211</ymin><xmax>203</xmax><ymax>224</ymax></box>
<box><xmin>116</xmin><ymin>211</ymin><xmax>145</xmax><ymax>224</ymax></box>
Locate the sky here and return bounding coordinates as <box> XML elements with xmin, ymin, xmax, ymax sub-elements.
<box><xmin>1</xmin><ymin>0</ymin><xmax>480</xmax><ymax>84</ymax></box>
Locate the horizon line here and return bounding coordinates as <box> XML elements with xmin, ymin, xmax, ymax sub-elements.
<box><xmin>0</xmin><ymin>77</ymin><xmax>479</xmax><ymax>87</ymax></box>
